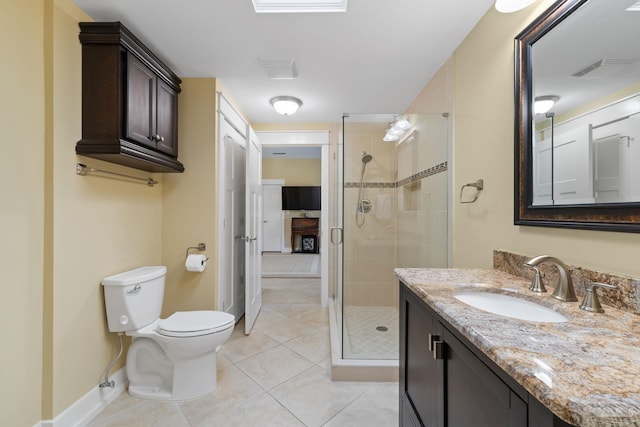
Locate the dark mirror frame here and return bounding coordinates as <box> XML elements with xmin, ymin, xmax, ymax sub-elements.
<box><xmin>514</xmin><ymin>0</ymin><xmax>640</xmax><ymax>233</ymax></box>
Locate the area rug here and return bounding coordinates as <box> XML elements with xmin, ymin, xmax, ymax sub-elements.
<box><xmin>261</xmin><ymin>253</ymin><xmax>320</xmax><ymax>278</ymax></box>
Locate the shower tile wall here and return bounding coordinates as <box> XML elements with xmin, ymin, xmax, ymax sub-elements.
<box><xmin>342</xmin><ymin>115</ymin><xmax>449</xmax><ymax>309</ymax></box>
<box><xmin>343</xmin><ymin>122</ymin><xmax>397</xmax><ymax>308</ymax></box>
<box><xmin>395</xmin><ymin>114</ymin><xmax>449</xmax><ymax>270</ymax></box>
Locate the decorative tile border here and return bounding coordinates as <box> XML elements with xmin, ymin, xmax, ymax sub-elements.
<box><xmin>344</xmin><ymin>181</ymin><xmax>396</xmax><ymax>188</ymax></box>
<box><xmin>345</xmin><ymin>161</ymin><xmax>447</xmax><ymax>188</ymax></box>
<box><xmin>494</xmin><ymin>249</ymin><xmax>640</xmax><ymax>315</ymax></box>
<box><xmin>397</xmin><ymin>161</ymin><xmax>447</xmax><ymax>188</ymax></box>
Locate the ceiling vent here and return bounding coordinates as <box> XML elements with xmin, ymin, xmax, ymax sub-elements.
<box><xmin>571</xmin><ymin>58</ymin><xmax>636</xmax><ymax>79</ymax></box>
<box><xmin>259</xmin><ymin>58</ymin><xmax>298</xmax><ymax>79</ymax></box>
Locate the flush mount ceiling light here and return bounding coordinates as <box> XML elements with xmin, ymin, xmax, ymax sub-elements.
<box><xmin>494</xmin><ymin>0</ymin><xmax>537</xmax><ymax>13</ymax></box>
<box><xmin>534</xmin><ymin>95</ymin><xmax>559</xmax><ymax>115</ymax></box>
<box><xmin>252</xmin><ymin>0</ymin><xmax>347</xmax><ymax>13</ymax></box>
<box><xmin>270</xmin><ymin>96</ymin><xmax>302</xmax><ymax>115</ymax></box>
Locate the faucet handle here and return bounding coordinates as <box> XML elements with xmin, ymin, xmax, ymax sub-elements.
<box><xmin>579</xmin><ymin>282</ymin><xmax>617</xmax><ymax>313</ymax></box>
<box><xmin>523</xmin><ymin>264</ymin><xmax>547</xmax><ymax>293</ymax></box>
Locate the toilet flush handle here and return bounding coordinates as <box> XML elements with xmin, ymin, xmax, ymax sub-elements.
<box><xmin>127</xmin><ymin>285</ymin><xmax>142</xmax><ymax>295</ymax></box>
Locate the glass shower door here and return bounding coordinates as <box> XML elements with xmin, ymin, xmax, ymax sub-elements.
<box><xmin>340</xmin><ymin>113</ymin><xmax>449</xmax><ymax>361</ymax></box>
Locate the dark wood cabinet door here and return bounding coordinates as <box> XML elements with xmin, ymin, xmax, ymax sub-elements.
<box><xmin>155</xmin><ymin>79</ymin><xmax>178</xmax><ymax>156</ymax></box>
<box><xmin>78</xmin><ymin>22</ymin><xmax>184</xmax><ymax>173</ymax></box>
<box><xmin>402</xmin><ymin>293</ymin><xmax>442</xmax><ymax>426</ymax></box>
<box><xmin>443</xmin><ymin>328</ymin><xmax>527</xmax><ymax>427</ymax></box>
<box><xmin>126</xmin><ymin>53</ymin><xmax>156</xmax><ymax>148</ymax></box>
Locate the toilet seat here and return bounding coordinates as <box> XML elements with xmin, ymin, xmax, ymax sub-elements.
<box><xmin>158</xmin><ymin>310</ymin><xmax>235</xmax><ymax>337</ymax></box>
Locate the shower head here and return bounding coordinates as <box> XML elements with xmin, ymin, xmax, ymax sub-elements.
<box><xmin>361</xmin><ymin>152</ymin><xmax>373</xmax><ymax>164</ymax></box>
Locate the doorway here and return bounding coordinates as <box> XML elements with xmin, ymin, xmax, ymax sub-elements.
<box><xmin>257</xmin><ymin>131</ymin><xmax>331</xmax><ymax>307</ymax></box>
<box><xmin>216</xmin><ymin>93</ymin><xmax>263</xmax><ymax>334</ymax></box>
<box><xmin>262</xmin><ymin>179</ymin><xmax>285</xmax><ymax>252</ymax></box>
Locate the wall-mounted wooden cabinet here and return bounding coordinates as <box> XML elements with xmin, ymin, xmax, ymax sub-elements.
<box><xmin>76</xmin><ymin>22</ymin><xmax>184</xmax><ymax>173</ymax></box>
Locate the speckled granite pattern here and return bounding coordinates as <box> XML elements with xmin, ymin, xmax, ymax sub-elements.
<box><xmin>494</xmin><ymin>250</ymin><xmax>640</xmax><ymax>315</ymax></box>
<box><xmin>395</xmin><ymin>268</ymin><xmax>640</xmax><ymax>427</ymax></box>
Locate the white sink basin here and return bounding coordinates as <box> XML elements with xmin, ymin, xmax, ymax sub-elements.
<box><xmin>454</xmin><ymin>292</ymin><xmax>568</xmax><ymax>323</ymax></box>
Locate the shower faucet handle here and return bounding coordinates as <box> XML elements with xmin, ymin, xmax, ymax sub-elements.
<box><xmin>358</xmin><ymin>199</ymin><xmax>372</xmax><ymax>213</ymax></box>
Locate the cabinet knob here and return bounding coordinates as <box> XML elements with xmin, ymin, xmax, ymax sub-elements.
<box><xmin>152</xmin><ymin>134</ymin><xmax>164</xmax><ymax>142</ymax></box>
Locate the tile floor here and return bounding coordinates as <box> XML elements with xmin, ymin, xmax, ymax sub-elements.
<box><xmin>88</xmin><ymin>277</ymin><xmax>399</xmax><ymax>427</ymax></box>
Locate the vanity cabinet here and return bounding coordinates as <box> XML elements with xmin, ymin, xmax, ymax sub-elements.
<box><xmin>76</xmin><ymin>22</ymin><xmax>184</xmax><ymax>173</ymax></box>
<box><xmin>400</xmin><ymin>281</ymin><xmax>574</xmax><ymax>427</ymax></box>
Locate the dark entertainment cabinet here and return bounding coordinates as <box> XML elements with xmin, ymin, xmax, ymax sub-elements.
<box><xmin>400</xmin><ymin>281</ymin><xmax>575</xmax><ymax>427</ymax></box>
<box><xmin>76</xmin><ymin>22</ymin><xmax>184</xmax><ymax>173</ymax></box>
<box><xmin>291</xmin><ymin>217</ymin><xmax>319</xmax><ymax>253</ymax></box>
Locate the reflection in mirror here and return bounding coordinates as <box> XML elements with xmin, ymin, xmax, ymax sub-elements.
<box><xmin>530</xmin><ymin>0</ymin><xmax>640</xmax><ymax>206</ymax></box>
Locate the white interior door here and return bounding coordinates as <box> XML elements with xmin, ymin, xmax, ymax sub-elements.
<box><xmin>245</xmin><ymin>128</ymin><xmax>262</xmax><ymax>334</ymax></box>
<box><xmin>219</xmin><ymin>121</ymin><xmax>246</xmax><ymax>319</ymax></box>
<box><xmin>593</xmin><ymin>134</ymin><xmax>623</xmax><ymax>203</ymax></box>
<box><xmin>262</xmin><ymin>182</ymin><xmax>283</xmax><ymax>252</ymax></box>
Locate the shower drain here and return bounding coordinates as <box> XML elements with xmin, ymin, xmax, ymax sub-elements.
<box><xmin>376</xmin><ymin>326</ymin><xmax>388</xmax><ymax>332</ymax></box>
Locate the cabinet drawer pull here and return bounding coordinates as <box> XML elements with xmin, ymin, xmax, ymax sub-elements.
<box><xmin>432</xmin><ymin>340</ymin><xmax>445</xmax><ymax>360</ymax></box>
<box><xmin>428</xmin><ymin>333</ymin><xmax>440</xmax><ymax>352</ymax></box>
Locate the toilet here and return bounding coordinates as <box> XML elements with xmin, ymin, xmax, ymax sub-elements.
<box><xmin>101</xmin><ymin>266</ymin><xmax>234</xmax><ymax>401</ymax></box>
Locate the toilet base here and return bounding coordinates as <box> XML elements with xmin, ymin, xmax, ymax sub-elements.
<box><xmin>126</xmin><ymin>337</ymin><xmax>219</xmax><ymax>401</ymax></box>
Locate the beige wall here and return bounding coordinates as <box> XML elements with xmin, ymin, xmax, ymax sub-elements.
<box><xmin>263</xmin><ymin>158</ymin><xmax>321</xmax><ymax>185</ymax></box>
<box><xmin>162</xmin><ymin>78</ymin><xmax>219</xmax><ymax>316</ymax></box>
<box><xmin>52</xmin><ymin>0</ymin><xmax>164</xmax><ymax>416</ymax></box>
<box><xmin>451</xmin><ymin>2</ymin><xmax>640</xmax><ymax>276</ymax></box>
<box><xmin>0</xmin><ymin>1</ymin><xmax>46</xmax><ymax>425</ymax></box>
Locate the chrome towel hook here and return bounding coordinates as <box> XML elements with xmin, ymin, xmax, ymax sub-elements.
<box><xmin>460</xmin><ymin>179</ymin><xmax>484</xmax><ymax>204</ymax></box>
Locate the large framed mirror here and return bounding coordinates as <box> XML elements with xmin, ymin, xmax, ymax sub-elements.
<box><xmin>515</xmin><ymin>0</ymin><xmax>640</xmax><ymax>232</ymax></box>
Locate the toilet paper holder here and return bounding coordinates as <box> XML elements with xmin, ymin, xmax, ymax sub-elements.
<box><xmin>186</xmin><ymin>243</ymin><xmax>208</xmax><ymax>261</ymax></box>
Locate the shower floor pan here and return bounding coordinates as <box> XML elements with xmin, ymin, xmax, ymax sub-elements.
<box><xmin>329</xmin><ymin>302</ymin><xmax>399</xmax><ymax>382</ymax></box>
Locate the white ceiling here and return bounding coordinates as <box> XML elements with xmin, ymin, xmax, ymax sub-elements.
<box><xmin>72</xmin><ymin>0</ymin><xmax>495</xmax><ymax>124</ymax></box>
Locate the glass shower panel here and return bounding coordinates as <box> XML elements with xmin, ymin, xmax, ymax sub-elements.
<box><xmin>340</xmin><ymin>113</ymin><xmax>448</xmax><ymax>361</ymax></box>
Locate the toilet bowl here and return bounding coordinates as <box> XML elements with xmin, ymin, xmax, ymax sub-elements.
<box><xmin>101</xmin><ymin>266</ymin><xmax>235</xmax><ymax>401</ymax></box>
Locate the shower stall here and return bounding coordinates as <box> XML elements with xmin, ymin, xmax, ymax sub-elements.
<box><xmin>330</xmin><ymin>113</ymin><xmax>449</xmax><ymax>379</ymax></box>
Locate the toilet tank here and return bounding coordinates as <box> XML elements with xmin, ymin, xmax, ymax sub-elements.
<box><xmin>101</xmin><ymin>266</ymin><xmax>167</xmax><ymax>333</ymax></box>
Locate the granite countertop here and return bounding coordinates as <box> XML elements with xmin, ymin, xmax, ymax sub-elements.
<box><xmin>395</xmin><ymin>268</ymin><xmax>640</xmax><ymax>427</ymax></box>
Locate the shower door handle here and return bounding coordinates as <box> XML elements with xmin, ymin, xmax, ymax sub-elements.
<box><xmin>330</xmin><ymin>227</ymin><xmax>343</xmax><ymax>244</ymax></box>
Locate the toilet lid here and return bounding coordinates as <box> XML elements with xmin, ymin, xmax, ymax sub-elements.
<box><xmin>158</xmin><ymin>311</ymin><xmax>235</xmax><ymax>337</ymax></box>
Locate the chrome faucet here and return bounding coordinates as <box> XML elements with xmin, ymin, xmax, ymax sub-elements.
<box><xmin>522</xmin><ymin>255</ymin><xmax>577</xmax><ymax>302</ymax></box>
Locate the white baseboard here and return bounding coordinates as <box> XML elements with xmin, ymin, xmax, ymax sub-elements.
<box><xmin>35</xmin><ymin>368</ymin><xmax>128</xmax><ymax>427</ymax></box>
